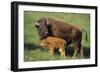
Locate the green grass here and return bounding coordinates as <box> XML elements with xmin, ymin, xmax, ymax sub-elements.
<box><xmin>24</xmin><ymin>11</ymin><xmax>90</xmax><ymax>62</ymax></box>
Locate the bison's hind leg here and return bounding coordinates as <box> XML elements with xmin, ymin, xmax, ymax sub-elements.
<box><xmin>79</xmin><ymin>44</ymin><xmax>84</xmax><ymax>58</ymax></box>
<box><xmin>78</xmin><ymin>36</ymin><xmax>84</xmax><ymax>58</ymax></box>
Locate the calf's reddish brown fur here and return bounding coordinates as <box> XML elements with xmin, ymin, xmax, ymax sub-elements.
<box><xmin>40</xmin><ymin>37</ymin><xmax>66</xmax><ymax>58</ymax></box>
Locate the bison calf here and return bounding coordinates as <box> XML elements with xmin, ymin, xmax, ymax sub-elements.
<box><xmin>40</xmin><ymin>37</ymin><xmax>66</xmax><ymax>58</ymax></box>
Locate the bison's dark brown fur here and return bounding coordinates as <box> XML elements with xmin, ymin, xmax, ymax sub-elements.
<box><xmin>36</xmin><ymin>17</ymin><xmax>87</xmax><ymax>58</ymax></box>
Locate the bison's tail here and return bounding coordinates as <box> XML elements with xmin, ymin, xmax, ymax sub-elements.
<box><xmin>81</xmin><ymin>29</ymin><xmax>88</xmax><ymax>41</ymax></box>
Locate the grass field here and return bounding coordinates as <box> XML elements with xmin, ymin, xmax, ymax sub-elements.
<box><xmin>24</xmin><ymin>11</ymin><xmax>90</xmax><ymax>62</ymax></box>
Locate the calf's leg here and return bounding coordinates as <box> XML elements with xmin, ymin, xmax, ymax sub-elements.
<box><xmin>59</xmin><ymin>47</ymin><xmax>66</xmax><ymax>59</ymax></box>
<box><xmin>49</xmin><ymin>47</ymin><xmax>54</xmax><ymax>55</ymax></box>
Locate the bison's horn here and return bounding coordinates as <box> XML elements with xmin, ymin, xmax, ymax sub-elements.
<box><xmin>47</xmin><ymin>19</ymin><xmax>49</xmax><ymax>25</ymax></box>
<box><xmin>36</xmin><ymin>22</ymin><xmax>39</xmax><ymax>26</ymax></box>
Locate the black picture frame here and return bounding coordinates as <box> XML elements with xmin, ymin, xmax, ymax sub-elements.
<box><xmin>11</xmin><ymin>1</ymin><xmax>98</xmax><ymax>72</ymax></box>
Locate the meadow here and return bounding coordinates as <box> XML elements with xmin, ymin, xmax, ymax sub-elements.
<box><xmin>24</xmin><ymin>11</ymin><xmax>90</xmax><ymax>62</ymax></box>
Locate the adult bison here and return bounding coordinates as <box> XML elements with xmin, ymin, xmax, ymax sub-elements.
<box><xmin>35</xmin><ymin>17</ymin><xmax>87</xmax><ymax>58</ymax></box>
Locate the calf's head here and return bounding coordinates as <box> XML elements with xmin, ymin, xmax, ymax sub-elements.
<box><xmin>40</xmin><ymin>39</ymin><xmax>48</xmax><ymax>47</ymax></box>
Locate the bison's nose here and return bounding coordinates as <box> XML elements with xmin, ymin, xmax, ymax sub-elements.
<box><xmin>45</xmin><ymin>32</ymin><xmax>48</xmax><ymax>34</ymax></box>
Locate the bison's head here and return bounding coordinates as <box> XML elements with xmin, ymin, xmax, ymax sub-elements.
<box><xmin>35</xmin><ymin>17</ymin><xmax>50</xmax><ymax>40</ymax></box>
